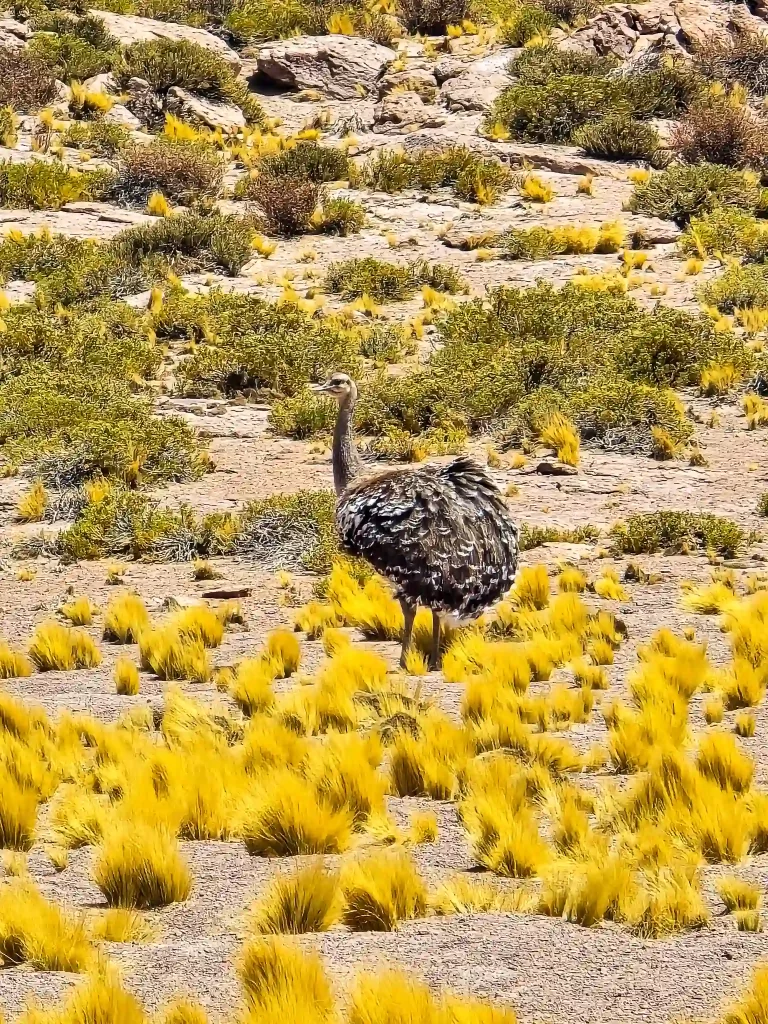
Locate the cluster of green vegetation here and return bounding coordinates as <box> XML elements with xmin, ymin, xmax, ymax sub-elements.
<box><xmin>693</xmin><ymin>31</ymin><xmax>768</xmax><ymax>97</ymax></box>
<box><xmin>670</xmin><ymin>96</ymin><xmax>768</xmax><ymax>170</ymax></box>
<box><xmin>29</xmin><ymin>12</ymin><xmax>121</xmax><ymax>81</ymax></box>
<box><xmin>351</xmin><ymin>146</ymin><xmax>513</xmax><ymax>205</ymax></box>
<box><xmin>610</xmin><ymin>511</ymin><xmax>753</xmax><ymax>558</ymax></box>
<box><xmin>501</xmin><ymin>221</ymin><xmax>628</xmax><ymax>260</ymax></box>
<box><xmin>628</xmin><ymin>163</ymin><xmax>765</xmax><ymax>225</ymax></box>
<box><xmin>0</xmin><ymin>46</ymin><xmax>57</xmax><ymax>112</ymax></box>
<box><xmin>681</xmin><ymin>207</ymin><xmax>768</xmax><ymax>262</ymax></box>
<box><xmin>60</xmin><ymin>120</ymin><xmax>131</xmax><ymax>157</ymax></box>
<box><xmin>0</xmin><ymin>160</ymin><xmax>114</xmax><ymax>211</ymax></box>
<box><xmin>488</xmin><ymin>48</ymin><xmax>702</xmax><ymax>159</ymax></box>
<box><xmin>324</xmin><ymin>258</ymin><xmax>466</xmax><ymax>302</ymax></box>
<box><xmin>699</xmin><ymin>264</ymin><xmax>768</xmax><ymax>314</ymax></box>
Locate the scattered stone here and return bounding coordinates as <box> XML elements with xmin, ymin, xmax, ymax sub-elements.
<box><xmin>103</xmin><ymin>104</ymin><xmax>143</xmax><ymax>129</ymax></box>
<box><xmin>374</xmin><ymin>91</ymin><xmax>446</xmax><ymax>130</ymax></box>
<box><xmin>256</xmin><ymin>34</ymin><xmax>396</xmax><ymax>100</ymax></box>
<box><xmin>202</xmin><ymin>588</ymin><xmax>253</xmax><ymax>599</ymax></box>
<box><xmin>378</xmin><ymin>67</ymin><xmax>438</xmax><ymax>102</ymax></box>
<box><xmin>82</xmin><ymin>72</ymin><xmax>119</xmax><ymax>95</ymax></box>
<box><xmin>0</xmin><ymin>17</ymin><xmax>30</xmax><ymax>49</ymax></box>
<box><xmin>536</xmin><ymin>461</ymin><xmax>579</xmax><ymax>476</ymax></box>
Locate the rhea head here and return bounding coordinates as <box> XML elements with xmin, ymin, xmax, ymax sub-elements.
<box><xmin>312</xmin><ymin>372</ymin><xmax>357</xmax><ymax>404</ymax></box>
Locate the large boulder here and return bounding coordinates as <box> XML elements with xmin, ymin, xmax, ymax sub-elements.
<box><xmin>89</xmin><ymin>10</ymin><xmax>241</xmax><ymax>70</ymax></box>
<box><xmin>0</xmin><ymin>17</ymin><xmax>29</xmax><ymax>49</ymax></box>
<box><xmin>256</xmin><ymin>34</ymin><xmax>396</xmax><ymax>100</ymax></box>
<box><xmin>374</xmin><ymin>90</ymin><xmax>446</xmax><ymax>130</ymax></box>
<box><xmin>439</xmin><ymin>50</ymin><xmax>515</xmax><ymax>113</ymax></box>
<box><xmin>166</xmin><ymin>86</ymin><xmax>246</xmax><ymax>130</ymax></box>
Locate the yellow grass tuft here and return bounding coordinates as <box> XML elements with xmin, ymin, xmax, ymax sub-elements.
<box><xmin>18</xmin><ymin>971</ymin><xmax>147</xmax><ymax>1024</ymax></box>
<box><xmin>230</xmin><ymin>658</ymin><xmax>275</xmax><ymax>716</ymax></box>
<box><xmin>735</xmin><ymin>711</ymin><xmax>756</xmax><ymax>737</ymax></box>
<box><xmin>696</xmin><ymin>732</ymin><xmax>754</xmax><ymax>792</ymax></box>
<box><xmin>93</xmin><ymin>823</ymin><xmax>192</xmax><ymax>908</ymax></box>
<box><xmin>192</xmin><ymin>558</ymin><xmax>220</xmax><ymax>581</ymax></box>
<box><xmin>717</xmin><ymin>876</ymin><xmax>761</xmax><ymax>913</ymax></box>
<box><xmin>238</xmin><ymin>937</ymin><xmax>335</xmax><ymax>1024</ymax></box>
<box><xmin>341</xmin><ymin>849</ymin><xmax>427</xmax><ymax>931</ymax></box>
<box><xmin>593</xmin><ymin>569</ymin><xmax>628</xmax><ymax>601</ymax></box>
<box><xmin>114</xmin><ymin>657</ymin><xmax>140</xmax><ymax>696</ymax></box>
<box><xmin>248</xmin><ymin>859</ymin><xmax>341</xmax><ymax>934</ymax></box>
<box><xmin>241</xmin><ymin>771</ymin><xmax>354</xmax><ymax>856</ymax></box>
<box><xmin>147</xmin><ymin>191</ymin><xmax>172</xmax><ymax>217</ymax></box>
<box><xmin>61</xmin><ymin>596</ymin><xmax>96</xmax><ymax>626</ymax></box>
<box><xmin>735</xmin><ymin>909</ymin><xmax>763</xmax><ymax>931</ymax></box>
<box><xmin>704</xmin><ymin>697</ymin><xmax>724</xmax><ymax>725</ymax></box>
<box><xmin>511</xmin><ymin>565</ymin><xmax>550</xmax><ymax>610</ymax></box>
<box><xmin>410</xmin><ymin>811</ymin><xmax>438</xmax><ymax>844</ymax></box>
<box><xmin>558</xmin><ymin>565</ymin><xmax>586</xmax><ymax>593</ymax></box>
<box><xmin>170</xmin><ymin>605</ymin><xmax>224</xmax><ymax>648</ymax></box>
<box><xmin>0</xmin><ymin>641</ymin><xmax>32</xmax><ymax>679</ymax></box>
<box><xmin>29</xmin><ymin>620</ymin><xmax>101</xmax><ymax>671</ymax></box>
<box><xmin>520</xmin><ymin>174</ymin><xmax>554</xmax><ymax>203</ymax></box>
<box><xmin>0</xmin><ymin>881</ymin><xmax>92</xmax><ymax>971</ymax></box>
<box><xmin>89</xmin><ymin>908</ymin><xmax>157</xmax><ymax>943</ymax></box>
<box><xmin>103</xmin><ymin>593</ymin><xmax>150</xmax><ymax>643</ymax></box>
<box><xmin>263</xmin><ymin>629</ymin><xmax>301</xmax><ymax>677</ymax></box>
<box><xmin>157</xmin><ymin>998</ymin><xmax>209</xmax><ymax>1024</ymax></box>
<box><xmin>16</xmin><ymin>480</ymin><xmax>47</xmax><ymax>522</ymax></box>
<box><xmin>540</xmin><ymin>413</ymin><xmax>579</xmax><ymax>466</ymax></box>
<box><xmin>139</xmin><ymin>627</ymin><xmax>211</xmax><ymax>683</ymax></box>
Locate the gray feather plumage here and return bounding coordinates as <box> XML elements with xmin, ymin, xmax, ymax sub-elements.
<box><xmin>336</xmin><ymin>456</ymin><xmax>519</xmax><ymax>616</ymax></box>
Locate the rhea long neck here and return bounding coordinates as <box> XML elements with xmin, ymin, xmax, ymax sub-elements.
<box><xmin>333</xmin><ymin>386</ymin><xmax>362</xmax><ymax>496</ymax></box>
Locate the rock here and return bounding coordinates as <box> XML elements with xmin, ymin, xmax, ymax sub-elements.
<box><xmin>470</xmin><ymin>49</ymin><xmax>518</xmax><ymax>77</ymax></box>
<box><xmin>378</xmin><ymin>67</ymin><xmax>438</xmax><ymax>101</ymax></box>
<box><xmin>82</xmin><ymin>72</ymin><xmax>119</xmax><ymax>95</ymax></box>
<box><xmin>536</xmin><ymin>460</ymin><xmax>579</xmax><ymax>476</ymax></box>
<box><xmin>440</xmin><ymin>73</ymin><xmax>505</xmax><ymax>112</ymax></box>
<box><xmin>374</xmin><ymin>91</ymin><xmax>446</xmax><ymax>129</ymax></box>
<box><xmin>256</xmin><ymin>34</ymin><xmax>396</xmax><ymax>100</ymax></box>
<box><xmin>433</xmin><ymin>55</ymin><xmax>470</xmax><ymax>83</ymax></box>
<box><xmin>166</xmin><ymin>86</ymin><xmax>246</xmax><ymax>130</ymax></box>
<box><xmin>202</xmin><ymin>587</ymin><xmax>253</xmax><ymax>599</ymax></box>
<box><xmin>103</xmin><ymin>103</ymin><xmax>143</xmax><ymax>129</ymax></box>
<box><xmin>0</xmin><ymin>17</ymin><xmax>29</xmax><ymax>49</ymax></box>
<box><xmin>89</xmin><ymin>10</ymin><xmax>241</xmax><ymax>70</ymax></box>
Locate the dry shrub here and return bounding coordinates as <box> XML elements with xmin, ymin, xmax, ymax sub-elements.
<box><xmin>241</xmin><ymin>771</ymin><xmax>354</xmax><ymax>856</ymax></box>
<box><xmin>248</xmin><ymin>859</ymin><xmax>341</xmax><ymax>934</ymax></box>
<box><xmin>0</xmin><ymin>47</ymin><xmax>56</xmax><ymax>112</ymax></box>
<box><xmin>113</xmin><ymin>141</ymin><xmax>224</xmax><ymax>207</ymax></box>
<box><xmin>0</xmin><ymin>881</ymin><xmax>92</xmax><ymax>971</ymax></box>
<box><xmin>103</xmin><ymin>593</ymin><xmax>150</xmax><ymax>644</ymax></box>
<box><xmin>695</xmin><ymin>31</ymin><xmax>768</xmax><ymax>96</ymax></box>
<box><xmin>671</xmin><ymin>99</ymin><xmax>768</xmax><ymax>168</ymax></box>
<box><xmin>0</xmin><ymin>642</ymin><xmax>32</xmax><ymax>679</ymax></box>
<box><xmin>0</xmin><ymin>770</ymin><xmax>37</xmax><ymax>851</ymax></box>
<box><xmin>397</xmin><ymin>0</ymin><xmax>471</xmax><ymax>32</ymax></box>
<box><xmin>246</xmin><ymin>171</ymin><xmax>321</xmax><ymax>236</ymax></box>
<box><xmin>114</xmin><ymin>658</ymin><xmax>140</xmax><ymax>695</ymax></box>
<box><xmin>93</xmin><ymin>823</ymin><xmax>192</xmax><ymax>908</ymax></box>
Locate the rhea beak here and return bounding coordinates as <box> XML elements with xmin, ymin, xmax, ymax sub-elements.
<box><xmin>311</xmin><ymin>382</ymin><xmax>331</xmax><ymax>393</ymax></box>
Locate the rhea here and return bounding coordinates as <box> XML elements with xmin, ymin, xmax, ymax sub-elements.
<box><xmin>312</xmin><ymin>373</ymin><xmax>520</xmax><ymax>669</ymax></box>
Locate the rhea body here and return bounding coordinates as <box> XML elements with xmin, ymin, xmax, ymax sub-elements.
<box><xmin>313</xmin><ymin>373</ymin><xmax>520</xmax><ymax>669</ymax></box>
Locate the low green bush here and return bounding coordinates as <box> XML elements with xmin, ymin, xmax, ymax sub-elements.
<box><xmin>573</xmin><ymin>114</ymin><xmax>660</xmax><ymax>162</ymax></box>
<box><xmin>757</xmin><ymin>493</ymin><xmax>768</xmax><ymax>517</ymax></box>
<box><xmin>699</xmin><ymin>263</ymin><xmax>768</xmax><ymax>313</ymax></box>
<box><xmin>112</xmin><ymin>140</ymin><xmax>224</xmax><ymax>207</ymax></box>
<box><xmin>116</xmin><ymin>38</ymin><xmax>264</xmax><ymax>123</ymax></box>
<box><xmin>502</xmin><ymin>222</ymin><xmax>626</xmax><ymax>260</ymax></box>
<box><xmin>352</xmin><ymin>147</ymin><xmax>512</xmax><ymax>203</ymax></box>
<box><xmin>259</xmin><ymin>142</ymin><xmax>350</xmax><ymax>183</ymax></box>
<box><xmin>0</xmin><ymin>159</ymin><xmax>114</xmax><ymax>210</ymax></box>
<box><xmin>489</xmin><ymin>54</ymin><xmax>703</xmax><ymax>143</ymax></box>
<box><xmin>398</xmin><ymin>0</ymin><xmax>471</xmax><ymax>32</ymax></box>
<box><xmin>225</xmin><ymin>0</ymin><xmax>392</xmax><ymax>45</ymax></box>
<box><xmin>28</xmin><ymin>13</ymin><xmax>120</xmax><ymax>80</ymax></box>
<box><xmin>609</xmin><ymin>511</ymin><xmax>751</xmax><ymax>557</ymax></box>
<box><xmin>500</xmin><ymin>4</ymin><xmax>555</xmax><ymax>45</ymax></box>
<box><xmin>111</xmin><ymin>213</ymin><xmax>257</xmax><ymax>276</ymax></box>
<box><xmin>627</xmin><ymin>163</ymin><xmax>763</xmax><ymax>224</ymax></box>
<box><xmin>0</xmin><ymin>46</ymin><xmax>57</xmax><ymax>112</ymax></box>
<box><xmin>245</xmin><ymin>170</ymin><xmax>320</xmax><ymax>236</ymax></box>
<box><xmin>520</xmin><ymin>523</ymin><xmax>600</xmax><ymax>550</ymax></box>
<box><xmin>315</xmin><ymin>197</ymin><xmax>365</xmax><ymax>236</ymax></box>
<box><xmin>680</xmin><ymin>207</ymin><xmax>768</xmax><ymax>262</ymax></box>
<box><xmin>269</xmin><ymin>390</ymin><xmax>336</xmax><ymax>439</ymax></box>
<box><xmin>324</xmin><ymin>258</ymin><xmax>465</xmax><ymax>302</ymax></box>
<box><xmin>60</xmin><ymin>120</ymin><xmax>131</xmax><ymax>156</ymax></box>
<box><xmin>160</xmin><ymin>291</ymin><xmax>362</xmax><ymax>398</ymax></box>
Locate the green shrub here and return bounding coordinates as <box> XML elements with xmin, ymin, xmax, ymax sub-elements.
<box><xmin>246</xmin><ymin>171</ymin><xmax>321</xmax><ymax>236</ymax></box>
<box><xmin>520</xmin><ymin>523</ymin><xmax>600</xmax><ymax>550</ymax></box>
<box><xmin>500</xmin><ymin>5</ymin><xmax>555</xmax><ymax>45</ymax></box>
<box><xmin>269</xmin><ymin>390</ymin><xmax>336</xmax><ymax>439</ymax></box>
<box><xmin>112</xmin><ymin>140</ymin><xmax>224</xmax><ymax>207</ymax></box>
<box><xmin>0</xmin><ymin>107</ymin><xmax>16</xmax><ymax>148</ymax></box>
<box><xmin>0</xmin><ymin>46</ymin><xmax>56</xmax><ymax>112</ymax></box>
<box><xmin>610</xmin><ymin>511</ymin><xmax>751</xmax><ymax>557</ymax></box>
<box><xmin>352</xmin><ymin>147</ymin><xmax>511</xmax><ymax>202</ymax></box>
<box><xmin>224</xmin><ymin>0</ymin><xmax>395</xmax><ymax>43</ymax></box>
<box><xmin>111</xmin><ymin>213</ymin><xmax>257</xmax><ymax>276</ymax></box>
<box><xmin>671</xmin><ymin>98</ymin><xmax>768</xmax><ymax>168</ymax></box>
<box><xmin>502</xmin><ymin>222</ymin><xmax>625</xmax><ymax>260</ymax></box>
<box><xmin>260</xmin><ymin>142</ymin><xmax>350</xmax><ymax>183</ymax></box>
<box><xmin>757</xmin><ymin>493</ymin><xmax>768</xmax><ymax>517</ymax></box>
<box><xmin>28</xmin><ymin>14</ymin><xmax>120</xmax><ymax>81</ymax></box>
<box><xmin>236</xmin><ymin>490</ymin><xmax>338</xmax><ymax>572</ymax></box>
<box><xmin>699</xmin><ymin>263</ymin><xmax>768</xmax><ymax>313</ymax></box>
<box><xmin>117</xmin><ymin>38</ymin><xmax>264</xmax><ymax>123</ymax></box>
<box><xmin>538</xmin><ymin>0</ymin><xmax>601</xmax><ymax>23</ymax></box>
<box><xmin>60</xmin><ymin>120</ymin><xmax>130</xmax><ymax>156</ymax></box>
<box><xmin>694</xmin><ymin>32</ymin><xmax>768</xmax><ymax>96</ymax></box>
<box><xmin>627</xmin><ymin>163</ymin><xmax>762</xmax><ymax>224</ymax></box>
<box><xmin>315</xmin><ymin>197</ymin><xmax>365</xmax><ymax>236</ymax></box>
<box><xmin>680</xmin><ymin>207</ymin><xmax>768</xmax><ymax>261</ymax></box>
<box><xmin>510</xmin><ymin>45</ymin><xmax>617</xmax><ymax>85</ymax></box>
<box><xmin>163</xmin><ymin>291</ymin><xmax>362</xmax><ymax>397</ymax></box>
<box><xmin>324</xmin><ymin>257</ymin><xmax>465</xmax><ymax>302</ymax></box>
<box><xmin>0</xmin><ymin>159</ymin><xmax>113</xmax><ymax>210</ymax></box>
<box><xmin>573</xmin><ymin>114</ymin><xmax>660</xmax><ymax>161</ymax></box>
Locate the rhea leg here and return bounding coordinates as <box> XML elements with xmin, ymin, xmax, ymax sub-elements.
<box><xmin>400</xmin><ymin>600</ymin><xmax>416</xmax><ymax>669</ymax></box>
<box><xmin>429</xmin><ymin>610</ymin><xmax>441</xmax><ymax>670</ymax></box>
